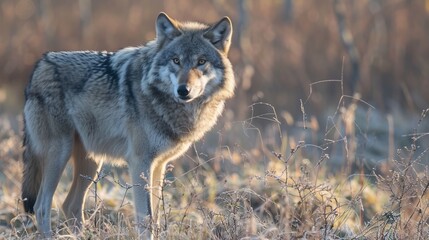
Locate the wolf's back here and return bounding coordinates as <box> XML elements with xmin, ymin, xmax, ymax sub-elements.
<box><xmin>27</xmin><ymin>51</ymin><xmax>119</xmax><ymax>93</ymax></box>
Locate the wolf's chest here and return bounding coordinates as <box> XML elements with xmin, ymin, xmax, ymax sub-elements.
<box><xmin>163</xmin><ymin>100</ymin><xmax>224</xmax><ymax>142</ymax></box>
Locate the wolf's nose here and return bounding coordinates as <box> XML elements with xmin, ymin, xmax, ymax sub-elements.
<box><xmin>177</xmin><ymin>85</ymin><xmax>190</xmax><ymax>97</ymax></box>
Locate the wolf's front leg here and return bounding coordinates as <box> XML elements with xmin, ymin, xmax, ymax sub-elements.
<box><xmin>149</xmin><ymin>158</ymin><xmax>168</xmax><ymax>228</ymax></box>
<box><xmin>128</xmin><ymin>158</ymin><xmax>153</xmax><ymax>238</ymax></box>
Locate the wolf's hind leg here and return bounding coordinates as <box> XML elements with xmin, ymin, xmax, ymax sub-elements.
<box><xmin>33</xmin><ymin>136</ymin><xmax>73</xmax><ymax>237</ymax></box>
<box><xmin>62</xmin><ymin>134</ymin><xmax>103</xmax><ymax>231</ymax></box>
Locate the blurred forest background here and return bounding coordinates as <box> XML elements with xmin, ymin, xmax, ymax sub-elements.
<box><xmin>0</xmin><ymin>0</ymin><xmax>428</xmax><ymax>163</ymax></box>
<box><xmin>1</xmin><ymin>0</ymin><xmax>428</xmax><ymax>115</ymax></box>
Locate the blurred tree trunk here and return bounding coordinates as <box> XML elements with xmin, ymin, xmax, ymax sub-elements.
<box><xmin>333</xmin><ymin>0</ymin><xmax>360</xmax><ymax>94</ymax></box>
<box><xmin>36</xmin><ymin>0</ymin><xmax>55</xmax><ymax>48</ymax></box>
<box><xmin>362</xmin><ymin>0</ymin><xmax>387</xmax><ymax>108</ymax></box>
<box><xmin>235</xmin><ymin>0</ymin><xmax>253</xmax><ymax>121</ymax></box>
<box><xmin>79</xmin><ymin>0</ymin><xmax>92</xmax><ymax>43</ymax></box>
<box><xmin>283</xmin><ymin>0</ymin><xmax>294</xmax><ymax>22</ymax></box>
<box><xmin>236</xmin><ymin>0</ymin><xmax>247</xmax><ymax>48</ymax></box>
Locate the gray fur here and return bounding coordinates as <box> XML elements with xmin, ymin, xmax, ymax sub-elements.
<box><xmin>22</xmin><ymin>12</ymin><xmax>234</xmax><ymax>238</ymax></box>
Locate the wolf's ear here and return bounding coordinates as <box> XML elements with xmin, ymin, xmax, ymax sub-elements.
<box><xmin>204</xmin><ymin>17</ymin><xmax>233</xmax><ymax>54</ymax></box>
<box><xmin>156</xmin><ymin>12</ymin><xmax>181</xmax><ymax>46</ymax></box>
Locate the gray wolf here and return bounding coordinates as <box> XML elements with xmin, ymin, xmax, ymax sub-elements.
<box><xmin>22</xmin><ymin>12</ymin><xmax>234</xmax><ymax>238</ymax></box>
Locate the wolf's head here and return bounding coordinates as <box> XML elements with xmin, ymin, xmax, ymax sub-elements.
<box><xmin>149</xmin><ymin>13</ymin><xmax>235</xmax><ymax>103</ymax></box>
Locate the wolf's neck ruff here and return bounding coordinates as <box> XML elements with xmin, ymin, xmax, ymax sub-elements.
<box><xmin>145</xmin><ymin>83</ymin><xmax>225</xmax><ymax>142</ymax></box>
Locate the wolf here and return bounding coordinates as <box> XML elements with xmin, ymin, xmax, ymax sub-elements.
<box><xmin>21</xmin><ymin>12</ymin><xmax>234</xmax><ymax>238</ymax></box>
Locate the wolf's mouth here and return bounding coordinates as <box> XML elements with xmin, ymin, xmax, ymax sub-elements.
<box><xmin>177</xmin><ymin>95</ymin><xmax>193</xmax><ymax>102</ymax></box>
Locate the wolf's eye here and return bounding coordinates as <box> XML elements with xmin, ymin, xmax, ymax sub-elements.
<box><xmin>197</xmin><ymin>59</ymin><xmax>207</xmax><ymax>66</ymax></box>
<box><xmin>172</xmin><ymin>58</ymin><xmax>180</xmax><ymax>65</ymax></box>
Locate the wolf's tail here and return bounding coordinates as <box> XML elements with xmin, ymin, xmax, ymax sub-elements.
<box><xmin>21</xmin><ymin>129</ymin><xmax>41</xmax><ymax>214</ymax></box>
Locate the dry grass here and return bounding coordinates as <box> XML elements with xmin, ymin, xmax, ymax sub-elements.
<box><xmin>0</xmin><ymin>90</ymin><xmax>428</xmax><ymax>239</ymax></box>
